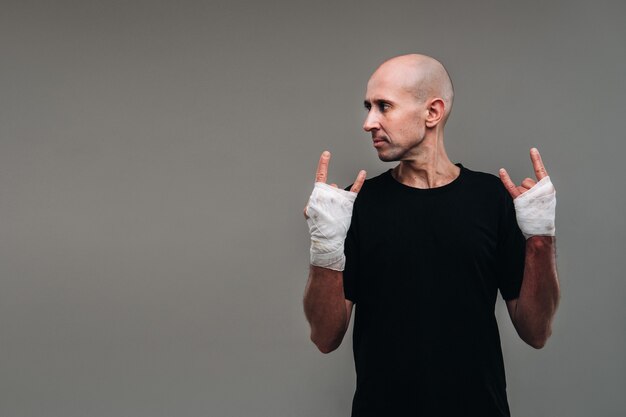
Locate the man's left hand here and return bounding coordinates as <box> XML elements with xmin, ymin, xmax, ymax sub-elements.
<box><xmin>499</xmin><ymin>147</ymin><xmax>549</xmax><ymax>198</ymax></box>
<box><xmin>499</xmin><ymin>148</ymin><xmax>557</xmax><ymax>239</ymax></box>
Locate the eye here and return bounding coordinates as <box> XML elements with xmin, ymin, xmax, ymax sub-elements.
<box><xmin>363</xmin><ymin>102</ymin><xmax>371</xmax><ymax>111</ymax></box>
<box><xmin>378</xmin><ymin>102</ymin><xmax>390</xmax><ymax>112</ymax></box>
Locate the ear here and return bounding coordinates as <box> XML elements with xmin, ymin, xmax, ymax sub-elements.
<box><xmin>425</xmin><ymin>98</ymin><xmax>445</xmax><ymax>128</ymax></box>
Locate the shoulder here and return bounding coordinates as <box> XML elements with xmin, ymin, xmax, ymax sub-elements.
<box><xmin>343</xmin><ymin>170</ymin><xmax>391</xmax><ymax>215</ymax></box>
<box><xmin>343</xmin><ymin>169</ymin><xmax>390</xmax><ymax>194</ymax></box>
<box><xmin>460</xmin><ymin>165</ymin><xmax>508</xmax><ymax>198</ymax></box>
<box><xmin>461</xmin><ymin>165</ymin><xmax>500</xmax><ymax>185</ymax></box>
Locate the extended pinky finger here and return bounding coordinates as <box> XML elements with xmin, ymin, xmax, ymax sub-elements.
<box><xmin>350</xmin><ymin>170</ymin><xmax>367</xmax><ymax>193</ymax></box>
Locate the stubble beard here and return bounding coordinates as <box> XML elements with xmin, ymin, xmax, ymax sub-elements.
<box><xmin>376</xmin><ymin>138</ymin><xmax>423</xmax><ymax>163</ymax></box>
<box><xmin>377</xmin><ymin>150</ymin><xmax>401</xmax><ymax>162</ymax></box>
<box><xmin>374</xmin><ymin>121</ymin><xmax>427</xmax><ymax>162</ymax></box>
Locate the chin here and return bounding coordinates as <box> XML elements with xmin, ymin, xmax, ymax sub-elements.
<box><xmin>376</xmin><ymin>150</ymin><xmax>402</xmax><ymax>162</ymax></box>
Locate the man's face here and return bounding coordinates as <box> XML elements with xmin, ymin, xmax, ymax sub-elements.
<box><xmin>363</xmin><ymin>69</ymin><xmax>428</xmax><ymax>162</ymax></box>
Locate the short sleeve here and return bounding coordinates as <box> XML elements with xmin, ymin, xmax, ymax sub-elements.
<box><xmin>497</xmin><ymin>188</ymin><xmax>527</xmax><ymax>301</ymax></box>
<box><xmin>343</xmin><ymin>185</ymin><xmax>358</xmax><ymax>303</ymax></box>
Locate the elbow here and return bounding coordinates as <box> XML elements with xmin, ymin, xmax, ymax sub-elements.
<box><xmin>315</xmin><ymin>342</ymin><xmax>339</xmax><ymax>354</ymax></box>
<box><xmin>524</xmin><ymin>328</ymin><xmax>552</xmax><ymax>350</ymax></box>
<box><xmin>513</xmin><ymin>305</ymin><xmax>558</xmax><ymax>350</ymax></box>
<box><xmin>310</xmin><ymin>329</ymin><xmax>343</xmax><ymax>354</ymax></box>
<box><xmin>527</xmin><ymin>338</ymin><xmax>547</xmax><ymax>350</ymax></box>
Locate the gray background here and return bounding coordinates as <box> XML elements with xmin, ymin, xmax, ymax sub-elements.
<box><xmin>1</xmin><ymin>0</ymin><xmax>624</xmax><ymax>416</ymax></box>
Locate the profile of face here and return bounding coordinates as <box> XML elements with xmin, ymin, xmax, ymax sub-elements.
<box><xmin>363</xmin><ymin>71</ymin><xmax>428</xmax><ymax>162</ymax></box>
<box><xmin>362</xmin><ymin>55</ymin><xmax>452</xmax><ymax>162</ymax></box>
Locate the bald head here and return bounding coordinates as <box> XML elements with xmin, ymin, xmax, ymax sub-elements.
<box><xmin>371</xmin><ymin>54</ymin><xmax>454</xmax><ymax>124</ymax></box>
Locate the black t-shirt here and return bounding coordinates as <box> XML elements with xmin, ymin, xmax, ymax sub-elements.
<box><xmin>343</xmin><ymin>164</ymin><xmax>526</xmax><ymax>417</ymax></box>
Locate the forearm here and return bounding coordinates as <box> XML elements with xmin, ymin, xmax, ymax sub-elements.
<box><xmin>303</xmin><ymin>265</ymin><xmax>348</xmax><ymax>353</ymax></box>
<box><xmin>514</xmin><ymin>236</ymin><xmax>560</xmax><ymax>348</ymax></box>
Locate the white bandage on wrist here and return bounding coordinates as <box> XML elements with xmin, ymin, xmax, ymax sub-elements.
<box><xmin>306</xmin><ymin>182</ymin><xmax>357</xmax><ymax>271</ymax></box>
<box><xmin>513</xmin><ymin>176</ymin><xmax>556</xmax><ymax>239</ymax></box>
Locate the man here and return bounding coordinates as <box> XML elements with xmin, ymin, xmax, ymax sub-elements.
<box><xmin>302</xmin><ymin>54</ymin><xmax>560</xmax><ymax>416</ymax></box>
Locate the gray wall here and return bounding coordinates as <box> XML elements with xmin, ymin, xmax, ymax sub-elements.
<box><xmin>1</xmin><ymin>1</ymin><xmax>624</xmax><ymax>416</ymax></box>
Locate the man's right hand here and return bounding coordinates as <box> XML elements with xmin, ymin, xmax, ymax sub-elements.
<box><xmin>304</xmin><ymin>151</ymin><xmax>366</xmax><ymax>218</ymax></box>
<box><xmin>303</xmin><ymin>151</ymin><xmax>366</xmax><ymax>271</ymax></box>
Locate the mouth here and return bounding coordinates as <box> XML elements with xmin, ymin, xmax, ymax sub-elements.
<box><xmin>373</xmin><ymin>137</ymin><xmax>388</xmax><ymax>148</ymax></box>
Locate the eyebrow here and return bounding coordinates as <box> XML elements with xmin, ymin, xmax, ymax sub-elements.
<box><xmin>364</xmin><ymin>98</ymin><xmax>392</xmax><ymax>108</ymax></box>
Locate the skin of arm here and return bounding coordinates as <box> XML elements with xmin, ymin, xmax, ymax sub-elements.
<box><xmin>303</xmin><ymin>151</ymin><xmax>363</xmax><ymax>354</ymax></box>
<box><xmin>505</xmin><ymin>236</ymin><xmax>560</xmax><ymax>349</ymax></box>
<box><xmin>303</xmin><ymin>265</ymin><xmax>354</xmax><ymax>353</ymax></box>
<box><xmin>501</xmin><ymin>148</ymin><xmax>560</xmax><ymax>349</ymax></box>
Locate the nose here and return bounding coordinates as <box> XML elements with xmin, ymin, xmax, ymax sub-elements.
<box><xmin>363</xmin><ymin>110</ymin><xmax>380</xmax><ymax>132</ymax></box>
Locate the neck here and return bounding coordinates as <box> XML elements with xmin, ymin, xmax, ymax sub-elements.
<box><xmin>392</xmin><ymin>131</ymin><xmax>460</xmax><ymax>189</ymax></box>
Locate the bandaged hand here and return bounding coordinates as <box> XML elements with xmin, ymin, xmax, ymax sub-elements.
<box><xmin>499</xmin><ymin>148</ymin><xmax>557</xmax><ymax>239</ymax></box>
<box><xmin>306</xmin><ymin>183</ymin><xmax>357</xmax><ymax>269</ymax></box>
<box><xmin>304</xmin><ymin>151</ymin><xmax>366</xmax><ymax>271</ymax></box>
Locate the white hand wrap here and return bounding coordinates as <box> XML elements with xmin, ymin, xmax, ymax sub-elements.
<box><xmin>306</xmin><ymin>182</ymin><xmax>357</xmax><ymax>271</ymax></box>
<box><xmin>513</xmin><ymin>176</ymin><xmax>557</xmax><ymax>239</ymax></box>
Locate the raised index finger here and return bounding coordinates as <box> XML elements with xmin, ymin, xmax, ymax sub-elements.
<box><xmin>315</xmin><ymin>151</ymin><xmax>331</xmax><ymax>183</ymax></box>
<box><xmin>530</xmin><ymin>147</ymin><xmax>548</xmax><ymax>180</ymax></box>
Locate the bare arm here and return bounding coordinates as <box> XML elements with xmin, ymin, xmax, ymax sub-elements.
<box><xmin>506</xmin><ymin>236</ymin><xmax>560</xmax><ymax>349</ymax></box>
<box><xmin>302</xmin><ymin>151</ymin><xmax>363</xmax><ymax>354</ymax></box>
<box><xmin>303</xmin><ymin>266</ymin><xmax>354</xmax><ymax>353</ymax></box>
<box><xmin>500</xmin><ymin>148</ymin><xmax>560</xmax><ymax>349</ymax></box>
